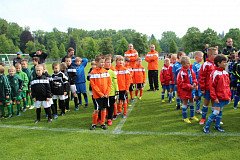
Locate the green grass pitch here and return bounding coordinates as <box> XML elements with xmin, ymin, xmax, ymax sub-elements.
<box><xmin>1</xmin><ymin>60</ymin><xmax>240</xmax><ymax>159</ymax></box>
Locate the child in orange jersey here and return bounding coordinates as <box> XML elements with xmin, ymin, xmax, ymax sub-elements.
<box><xmin>89</xmin><ymin>55</ymin><xmax>112</xmax><ymax>130</ymax></box>
<box><xmin>132</xmin><ymin>57</ymin><xmax>146</xmax><ymax>100</ymax></box>
<box><xmin>125</xmin><ymin>57</ymin><xmax>134</xmax><ymax>102</ymax></box>
<box><xmin>115</xmin><ymin>56</ymin><xmax>131</xmax><ymax>118</ymax></box>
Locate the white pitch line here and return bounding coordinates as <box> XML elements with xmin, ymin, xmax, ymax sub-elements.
<box><xmin>112</xmin><ymin>99</ymin><xmax>137</xmax><ymax>134</ymax></box>
<box><xmin>1</xmin><ymin>124</ymin><xmax>240</xmax><ymax>137</ymax></box>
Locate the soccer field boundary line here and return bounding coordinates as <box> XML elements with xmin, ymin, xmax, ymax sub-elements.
<box><xmin>112</xmin><ymin>97</ymin><xmax>138</xmax><ymax>134</ymax></box>
<box><xmin>1</xmin><ymin>124</ymin><xmax>240</xmax><ymax>137</ymax></box>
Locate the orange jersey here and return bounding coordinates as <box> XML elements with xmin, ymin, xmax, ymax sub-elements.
<box><xmin>125</xmin><ymin>63</ymin><xmax>133</xmax><ymax>83</ymax></box>
<box><xmin>115</xmin><ymin>65</ymin><xmax>131</xmax><ymax>91</ymax></box>
<box><xmin>132</xmin><ymin>64</ymin><xmax>146</xmax><ymax>84</ymax></box>
<box><xmin>90</xmin><ymin>67</ymin><xmax>112</xmax><ymax>99</ymax></box>
<box><xmin>124</xmin><ymin>49</ymin><xmax>139</xmax><ymax>68</ymax></box>
<box><xmin>145</xmin><ymin>50</ymin><xmax>159</xmax><ymax>70</ymax></box>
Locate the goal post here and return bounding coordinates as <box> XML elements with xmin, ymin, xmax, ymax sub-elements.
<box><xmin>0</xmin><ymin>54</ymin><xmax>30</xmax><ymax>66</ymax></box>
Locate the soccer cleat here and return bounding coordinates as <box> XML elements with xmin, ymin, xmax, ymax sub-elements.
<box><xmin>214</xmin><ymin>126</ymin><xmax>225</xmax><ymax>132</ymax></box>
<box><xmin>183</xmin><ymin>118</ymin><xmax>191</xmax><ymax>123</ymax></box>
<box><xmin>107</xmin><ymin>119</ymin><xmax>112</xmax><ymax>126</ymax></box>
<box><xmin>29</xmin><ymin>106</ymin><xmax>35</xmax><ymax>110</ymax></box>
<box><xmin>203</xmin><ymin>127</ymin><xmax>210</xmax><ymax>134</ymax></box>
<box><xmin>122</xmin><ymin>115</ymin><xmax>127</xmax><ymax>119</ymax></box>
<box><xmin>113</xmin><ymin>115</ymin><xmax>117</xmax><ymax>120</ymax></box>
<box><xmin>138</xmin><ymin>97</ymin><xmax>142</xmax><ymax>100</ymax></box>
<box><xmin>48</xmin><ymin>119</ymin><xmax>53</xmax><ymax>123</ymax></box>
<box><xmin>233</xmin><ymin>107</ymin><xmax>237</xmax><ymax>110</ymax></box>
<box><xmin>161</xmin><ymin>100</ymin><xmax>165</xmax><ymax>103</ymax></box>
<box><xmin>75</xmin><ymin>106</ymin><xmax>79</xmax><ymax>111</ymax></box>
<box><xmin>53</xmin><ymin>114</ymin><xmax>58</xmax><ymax>119</ymax></box>
<box><xmin>176</xmin><ymin>105</ymin><xmax>180</xmax><ymax>110</ymax></box>
<box><xmin>16</xmin><ymin>113</ymin><xmax>21</xmax><ymax>116</ymax></box>
<box><xmin>8</xmin><ymin>114</ymin><xmax>13</xmax><ymax>118</ymax></box>
<box><xmin>26</xmin><ymin>105</ymin><xmax>30</xmax><ymax>108</ymax></box>
<box><xmin>220</xmin><ymin>121</ymin><xmax>224</xmax><ymax>125</ymax></box>
<box><xmin>128</xmin><ymin>104</ymin><xmax>132</xmax><ymax>107</ymax></box>
<box><xmin>23</xmin><ymin>108</ymin><xmax>27</xmax><ymax>112</ymax></box>
<box><xmin>101</xmin><ymin>124</ymin><xmax>107</xmax><ymax>130</ymax></box>
<box><xmin>84</xmin><ymin>104</ymin><xmax>88</xmax><ymax>108</ymax></box>
<box><xmin>190</xmin><ymin>116</ymin><xmax>199</xmax><ymax>122</ymax></box>
<box><xmin>196</xmin><ymin>109</ymin><xmax>202</xmax><ymax>114</ymax></box>
<box><xmin>34</xmin><ymin>120</ymin><xmax>40</xmax><ymax>124</ymax></box>
<box><xmin>65</xmin><ymin>109</ymin><xmax>70</xmax><ymax>112</ymax></box>
<box><xmin>90</xmin><ymin>125</ymin><xmax>96</xmax><ymax>130</ymax></box>
<box><xmin>117</xmin><ymin>112</ymin><xmax>121</xmax><ymax>116</ymax></box>
<box><xmin>199</xmin><ymin>118</ymin><xmax>206</xmax><ymax>125</ymax></box>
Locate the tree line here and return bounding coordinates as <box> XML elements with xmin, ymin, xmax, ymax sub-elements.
<box><xmin>1</xmin><ymin>18</ymin><xmax>240</xmax><ymax>59</ymax></box>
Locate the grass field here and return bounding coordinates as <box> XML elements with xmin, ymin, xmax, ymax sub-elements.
<box><xmin>1</xmin><ymin>60</ymin><xmax>240</xmax><ymax>159</ymax></box>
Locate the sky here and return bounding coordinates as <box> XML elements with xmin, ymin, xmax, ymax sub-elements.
<box><xmin>1</xmin><ymin>0</ymin><xmax>240</xmax><ymax>39</ymax></box>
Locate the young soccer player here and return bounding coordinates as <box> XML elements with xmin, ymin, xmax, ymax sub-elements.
<box><xmin>132</xmin><ymin>57</ymin><xmax>145</xmax><ymax>100</ymax></box>
<box><xmin>125</xmin><ymin>57</ymin><xmax>134</xmax><ymax>102</ymax></box>
<box><xmin>104</xmin><ymin>55</ymin><xmax>118</xmax><ymax>126</ymax></box>
<box><xmin>172</xmin><ymin>52</ymin><xmax>186</xmax><ymax>110</ymax></box>
<box><xmin>199</xmin><ymin>47</ymin><xmax>218</xmax><ymax>125</ymax></box>
<box><xmin>160</xmin><ymin>58</ymin><xmax>174</xmax><ymax>103</ymax></box>
<box><xmin>31</xmin><ymin>64</ymin><xmax>52</xmax><ymax>123</ymax></box>
<box><xmin>192</xmin><ymin>51</ymin><xmax>204</xmax><ymax>114</ymax></box>
<box><xmin>75</xmin><ymin>57</ymin><xmax>89</xmax><ymax>108</ymax></box>
<box><xmin>203</xmin><ymin>54</ymin><xmax>231</xmax><ymax>133</ymax></box>
<box><xmin>60</xmin><ymin>62</ymin><xmax>70</xmax><ymax>111</ymax></box>
<box><xmin>7</xmin><ymin>66</ymin><xmax>23</xmax><ymax>117</ymax></box>
<box><xmin>115</xmin><ymin>56</ymin><xmax>131</xmax><ymax>118</ymax></box>
<box><xmin>31</xmin><ymin>57</ymin><xmax>40</xmax><ymax>80</ymax></box>
<box><xmin>233</xmin><ymin>52</ymin><xmax>240</xmax><ymax>109</ymax></box>
<box><xmin>51</xmin><ymin>63</ymin><xmax>68</xmax><ymax>117</ymax></box>
<box><xmin>15</xmin><ymin>63</ymin><xmax>29</xmax><ymax>112</ymax></box>
<box><xmin>89</xmin><ymin>55</ymin><xmax>111</xmax><ymax>130</ymax></box>
<box><xmin>65</xmin><ymin>57</ymin><xmax>79</xmax><ymax>111</ymax></box>
<box><xmin>177</xmin><ymin>56</ymin><xmax>199</xmax><ymax>123</ymax></box>
<box><xmin>21</xmin><ymin>59</ymin><xmax>34</xmax><ymax>109</ymax></box>
<box><xmin>0</xmin><ymin>65</ymin><xmax>11</xmax><ymax>118</ymax></box>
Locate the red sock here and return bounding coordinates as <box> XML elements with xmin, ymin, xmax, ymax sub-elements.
<box><xmin>140</xmin><ymin>89</ymin><xmax>143</xmax><ymax>97</ymax></box>
<box><xmin>101</xmin><ymin>110</ymin><xmax>106</xmax><ymax>125</ymax></box>
<box><xmin>92</xmin><ymin>113</ymin><xmax>98</xmax><ymax>125</ymax></box>
<box><xmin>123</xmin><ymin>103</ymin><xmax>128</xmax><ymax>115</ymax></box>
<box><xmin>135</xmin><ymin>90</ymin><xmax>138</xmax><ymax>97</ymax></box>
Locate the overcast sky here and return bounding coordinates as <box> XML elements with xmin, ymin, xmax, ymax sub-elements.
<box><xmin>1</xmin><ymin>0</ymin><xmax>240</xmax><ymax>38</ymax></box>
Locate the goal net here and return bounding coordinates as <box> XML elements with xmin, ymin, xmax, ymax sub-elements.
<box><xmin>0</xmin><ymin>54</ymin><xmax>30</xmax><ymax>66</ymax></box>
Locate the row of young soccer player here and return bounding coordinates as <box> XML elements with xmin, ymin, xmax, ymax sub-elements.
<box><xmin>0</xmin><ymin>54</ymin><xmax>146</xmax><ymax>130</ymax></box>
<box><xmin>160</xmin><ymin>48</ymin><xmax>231</xmax><ymax>133</ymax></box>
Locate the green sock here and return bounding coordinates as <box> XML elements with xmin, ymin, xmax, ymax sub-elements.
<box><xmin>17</xmin><ymin>104</ymin><xmax>21</xmax><ymax>114</ymax></box>
<box><xmin>26</xmin><ymin>95</ymin><xmax>30</xmax><ymax>106</ymax></box>
<box><xmin>31</xmin><ymin>98</ymin><xmax>34</xmax><ymax>106</ymax></box>
<box><xmin>7</xmin><ymin>104</ymin><xmax>12</xmax><ymax>116</ymax></box>
<box><xmin>11</xmin><ymin>104</ymin><xmax>14</xmax><ymax>114</ymax></box>
<box><xmin>23</xmin><ymin>100</ymin><xmax>27</xmax><ymax>109</ymax></box>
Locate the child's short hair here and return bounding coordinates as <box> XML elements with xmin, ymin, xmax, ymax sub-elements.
<box><xmin>214</xmin><ymin>54</ymin><xmax>228</xmax><ymax>67</ymax></box>
<box><xmin>207</xmin><ymin>47</ymin><xmax>217</xmax><ymax>56</ymax></box>
<box><xmin>52</xmin><ymin>62</ymin><xmax>60</xmax><ymax>69</ymax></box>
<box><xmin>194</xmin><ymin>51</ymin><xmax>203</xmax><ymax>57</ymax></box>
<box><xmin>8</xmin><ymin>66</ymin><xmax>16</xmax><ymax>72</ymax></box>
<box><xmin>0</xmin><ymin>65</ymin><xmax>5</xmax><ymax>74</ymax></box>
<box><xmin>177</xmin><ymin>51</ymin><xmax>185</xmax><ymax>59</ymax></box>
<box><xmin>171</xmin><ymin>54</ymin><xmax>177</xmax><ymax>60</ymax></box>
<box><xmin>60</xmin><ymin>62</ymin><xmax>67</xmax><ymax>71</ymax></box>
<box><xmin>136</xmin><ymin>57</ymin><xmax>142</xmax><ymax>61</ymax></box>
<box><xmin>124</xmin><ymin>57</ymin><xmax>130</xmax><ymax>62</ymax></box>
<box><xmin>68</xmin><ymin>47</ymin><xmax>74</xmax><ymax>53</ymax></box>
<box><xmin>75</xmin><ymin>57</ymin><xmax>82</xmax><ymax>62</ymax></box>
<box><xmin>116</xmin><ymin>55</ymin><xmax>124</xmax><ymax>62</ymax></box>
<box><xmin>15</xmin><ymin>63</ymin><xmax>21</xmax><ymax>68</ymax></box>
<box><xmin>180</xmin><ymin>56</ymin><xmax>190</xmax><ymax>65</ymax></box>
<box><xmin>95</xmin><ymin>55</ymin><xmax>104</xmax><ymax>62</ymax></box>
<box><xmin>32</xmin><ymin>57</ymin><xmax>40</xmax><ymax>63</ymax></box>
<box><xmin>91</xmin><ymin>60</ymin><xmax>96</xmax><ymax>66</ymax></box>
<box><xmin>164</xmin><ymin>58</ymin><xmax>170</xmax><ymax>63</ymax></box>
<box><xmin>36</xmin><ymin>64</ymin><xmax>44</xmax><ymax>70</ymax></box>
<box><xmin>65</xmin><ymin>57</ymin><xmax>72</xmax><ymax>60</ymax></box>
<box><xmin>21</xmin><ymin>59</ymin><xmax>28</xmax><ymax>63</ymax></box>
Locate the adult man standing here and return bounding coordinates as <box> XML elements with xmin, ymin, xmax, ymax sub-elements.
<box><xmin>124</xmin><ymin>44</ymin><xmax>138</xmax><ymax>68</ymax></box>
<box><xmin>61</xmin><ymin>47</ymin><xmax>76</xmax><ymax>64</ymax></box>
<box><xmin>13</xmin><ymin>52</ymin><xmax>22</xmax><ymax>66</ymax></box>
<box><xmin>29</xmin><ymin>49</ymin><xmax>48</xmax><ymax>64</ymax></box>
<box><xmin>145</xmin><ymin>44</ymin><xmax>159</xmax><ymax>91</ymax></box>
<box><xmin>202</xmin><ymin>44</ymin><xmax>209</xmax><ymax>62</ymax></box>
<box><xmin>222</xmin><ymin>38</ymin><xmax>237</xmax><ymax>55</ymax></box>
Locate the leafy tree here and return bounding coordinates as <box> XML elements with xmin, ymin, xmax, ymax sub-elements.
<box><xmin>59</xmin><ymin>43</ymin><xmax>66</xmax><ymax>58</ymax></box>
<box><xmin>0</xmin><ymin>34</ymin><xmax>18</xmax><ymax>54</ymax></box>
<box><xmin>50</xmin><ymin>41</ymin><xmax>59</xmax><ymax>60</ymax></box>
<box><xmin>159</xmin><ymin>31</ymin><xmax>180</xmax><ymax>53</ymax></box>
<box><xmin>81</xmin><ymin>37</ymin><xmax>98</xmax><ymax>60</ymax></box>
<box><xmin>6</xmin><ymin>22</ymin><xmax>22</xmax><ymax>46</ymax></box>
<box><xmin>132</xmin><ymin>33</ymin><xmax>148</xmax><ymax>54</ymax></box>
<box><xmin>149</xmin><ymin>34</ymin><xmax>162</xmax><ymax>52</ymax></box>
<box><xmin>224</xmin><ymin>28</ymin><xmax>240</xmax><ymax>49</ymax></box>
<box><xmin>99</xmin><ymin>37</ymin><xmax>114</xmax><ymax>54</ymax></box>
<box><xmin>169</xmin><ymin>39</ymin><xmax>178</xmax><ymax>53</ymax></box>
<box><xmin>200</xmin><ymin>28</ymin><xmax>222</xmax><ymax>48</ymax></box>
<box><xmin>20</xmin><ymin>30</ymin><xmax>33</xmax><ymax>53</ymax></box>
<box><xmin>0</xmin><ymin>18</ymin><xmax>8</xmax><ymax>35</ymax></box>
<box><xmin>182</xmin><ymin>27</ymin><xmax>202</xmax><ymax>53</ymax></box>
<box><xmin>25</xmin><ymin>41</ymin><xmax>35</xmax><ymax>54</ymax></box>
<box><xmin>116</xmin><ymin>37</ymin><xmax>128</xmax><ymax>55</ymax></box>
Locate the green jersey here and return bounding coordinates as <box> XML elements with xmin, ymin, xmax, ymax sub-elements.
<box><xmin>0</xmin><ymin>74</ymin><xmax>11</xmax><ymax>100</ymax></box>
<box><xmin>16</xmin><ymin>71</ymin><xmax>29</xmax><ymax>91</ymax></box>
<box><xmin>7</xmin><ymin>74</ymin><xmax>23</xmax><ymax>98</ymax></box>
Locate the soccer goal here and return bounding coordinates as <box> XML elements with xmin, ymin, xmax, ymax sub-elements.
<box><xmin>0</xmin><ymin>54</ymin><xmax>30</xmax><ymax>66</ymax></box>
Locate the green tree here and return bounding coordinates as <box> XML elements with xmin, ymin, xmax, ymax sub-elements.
<box><xmin>99</xmin><ymin>37</ymin><xmax>114</xmax><ymax>54</ymax></box>
<box><xmin>149</xmin><ymin>34</ymin><xmax>161</xmax><ymax>52</ymax></box>
<box><xmin>20</xmin><ymin>30</ymin><xmax>34</xmax><ymax>53</ymax></box>
<box><xmin>169</xmin><ymin>39</ymin><xmax>178</xmax><ymax>53</ymax></box>
<box><xmin>50</xmin><ymin>41</ymin><xmax>59</xmax><ymax>60</ymax></box>
<box><xmin>81</xmin><ymin>37</ymin><xmax>98</xmax><ymax>60</ymax></box>
<box><xmin>224</xmin><ymin>28</ymin><xmax>240</xmax><ymax>49</ymax></box>
<box><xmin>182</xmin><ymin>27</ymin><xmax>202</xmax><ymax>53</ymax></box>
<box><xmin>59</xmin><ymin>43</ymin><xmax>66</xmax><ymax>58</ymax></box>
<box><xmin>116</xmin><ymin>37</ymin><xmax>128</xmax><ymax>55</ymax></box>
<box><xmin>159</xmin><ymin>31</ymin><xmax>181</xmax><ymax>53</ymax></box>
<box><xmin>200</xmin><ymin>28</ymin><xmax>221</xmax><ymax>48</ymax></box>
<box><xmin>132</xmin><ymin>33</ymin><xmax>148</xmax><ymax>54</ymax></box>
<box><xmin>25</xmin><ymin>41</ymin><xmax>35</xmax><ymax>54</ymax></box>
<box><xmin>6</xmin><ymin>22</ymin><xmax>22</xmax><ymax>47</ymax></box>
<box><xmin>0</xmin><ymin>18</ymin><xmax>8</xmax><ymax>35</ymax></box>
<box><xmin>0</xmin><ymin>34</ymin><xmax>17</xmax><ymax>54</ymax></box>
